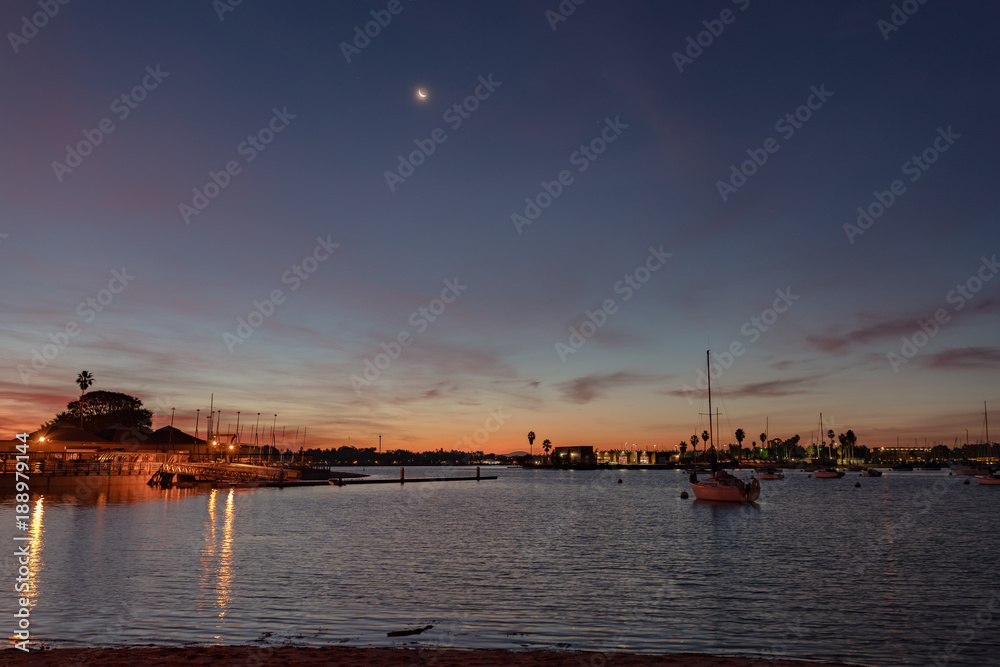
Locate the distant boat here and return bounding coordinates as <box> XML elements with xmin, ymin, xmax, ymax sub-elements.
<box><xmin>975</xmin><ymin>402</ymin><xmax>998</xmax><ymax>485</ymax></box>
<box><xmin>688</xmin><ymin>350</ymin><xmax>760</xmax><ymax>503</ymax></box>
<box><xmin>813</xmin><ymin>413</ymin><xmax>843</xmax><ymax>478</ymax></box>
<box><xmin>756</xmin><ymin>467</ymin><xmax>784</xmax><ymax>480</ymax></box>
<box><xmin>861</xmin><ymin>468</ymin><xmax>883</xmax><ymax>477</ymax></box>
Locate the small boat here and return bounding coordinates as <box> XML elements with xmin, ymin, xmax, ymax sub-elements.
<box><xmin>691</xmin><ymin>469</ymin><xmax>761</xmax><ymax>501</ymax></box>
<box><xmin>814</xmin><ymin>467</ymin><xmax>845</xmax><ymax>478</ymax></box>
<box><xmin>756</xmin><ymin>467</ymin><xmax>784</xmax><ymax>480</ymax></box>
<box><xmin>976</xmin><ymin>473</ymin><xmax>1000</xmax><ymax>485</ymax></box>
<box><xmin>802</xmin><ymin>465</ymin><xmax>818</xmax><ymax>472</ymax></box>
<box><xmin>861</xmin><ymin>468</ymin><xmax>883</xmax><ymax>477</ymax></box>
<box><xmin>687</xmin><ymin>350</ymin><xmax>761</xmax><ymax>503</ymax></box>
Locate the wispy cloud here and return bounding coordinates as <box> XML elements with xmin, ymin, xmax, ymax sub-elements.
<box><xmin>808</xmin><ymin>299</ymin><xmax>1000</xmax><ymax>353</ymax></box>
<box><xmin>925</xmin><ymin>347</ymin><xmax>1000</xmax><ymax>369</ymax></box>
<box><xmin>666</xmin><ymin>375</ymin><xmax>821</xmax><ymax>399</ymax></box>
<box><xmin>556</xmin><ymin>371</ymin><xmax>668</xmax><ymax>404</ymax></box>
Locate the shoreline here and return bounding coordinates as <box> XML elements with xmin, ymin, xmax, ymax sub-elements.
<box><xmin>1</xmin><ymin>646</ymin><xmax>868</xmax><ymax>666</ymax></box>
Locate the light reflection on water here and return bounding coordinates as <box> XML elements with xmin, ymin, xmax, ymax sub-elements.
<box><xmin>1</xmin><ymin>468</ymin><xmax>998</xmax><ymax>666</ymax></box>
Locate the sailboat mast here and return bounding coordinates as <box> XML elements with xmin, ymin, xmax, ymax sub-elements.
<box><xmin>706</xmin><ymin>350</ymin><xmax>713</xmax><ymax>450</ymax></box>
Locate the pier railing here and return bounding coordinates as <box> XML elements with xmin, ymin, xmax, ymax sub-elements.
<box><xmin>0</xmin><ymin>452</ymin><xmax>183</xmax><ymax>476</ymax></box>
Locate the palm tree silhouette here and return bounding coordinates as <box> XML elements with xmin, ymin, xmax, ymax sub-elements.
<box><xmin>759</xmin><ymin>432</ymin><xmax>766</xmax><ymax>456</ymax></box>
<box><xmin>76</xmin><ymin>370</ymin><xmax>95</xmax><ymax>429</ymax></box>
<box><xmin>542</xmin><ymin>439</ymin><xmax>551</xmax><ymax>462</ymax></box>
<box><xmin>701</xmin><ymin>430</ymin><xmax>710</xmax><ymax>451</ymax></box>
<box><xmin>527</xmin><ymin>431</ymin><xmax>535</xmax><ymax>463</ymax></box>
<box><xmin>690</xmin><ymin>434</ymin><xmax>698</xmax><ymax>461</ymax></box>
<box><xmin>679</xmin><ymin>440</ymin><xmax>688</xmax><ymax>457</ymax></box>
<box><xmin>735</xmin><ymin>428</ymin><xmax>745</xmax><ymax>455</ymax></box>
<box><xmin>827</xmin><ymin>429</ymin><xmax>835</xmax><ymax>460</ymax></box>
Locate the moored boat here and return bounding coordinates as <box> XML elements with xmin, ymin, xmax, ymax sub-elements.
<box><xmin>687</xmin><ymin>350</ymin><xmax>761</xmax><ymax>503</ymax></box>
<box><xmin>690</xmin><ymin>469</ymin><xmax>761</xmax><ymax>501</ymax></box>
<box><xmin>861</xmin><ymin>468</ymin><xmax>883</xmax><ymax>477</ymax></box>
<box><xmin>757</xmin><ymin>466</ymin><xmax>784</xmax><ymax>480</ymax></box>
<box><xmin>975</xmin><ymin>473</ymin><xmax>1000</xmax><ymax>485</ymax></box>
<box><xmin>814</xmin><ymin>467</ymin><xmax>845</xmax><ymax>478</ymax></box>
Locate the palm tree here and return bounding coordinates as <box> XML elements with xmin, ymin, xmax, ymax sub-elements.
<box><xmin>542</xmin><ymin>439</ymin><xmax>552</xmax><ymax>461</ymax></box>
<box><xmin>76</xmin><ymin>370</ymin><xmax>95</xmax><ymax>429</ymax></box>
<box><xmin>827</xmin><ymin>429</ymin><xmax>835</xmax><ymax>459</ymax></box>
<box><xmin>679</xmin><ymin>440</ymin><xmax>687</xmax><ymax>457</ymax></box>
<box><xmin>759</xmin><ymin>432</ymin><xmax>766</xmax><ymax>456</ymax></box>
<box><xmin>527</xmin><ymin>431</ymin><xmax>535</xmax><ymax>463</ymax></box>
<box><xmin>701</xmin><ymin>429</ymin><xmax>710</xmax><ymax>451</ymax></box>
<box><xmin>690</xmin><ymin>434</ymin><xmax>699</xmax><ymax>461</ymax></box>
<box><xmin>735</xmin><ymin>428</ymin><xmax>745</xmax><ymax>455</ymax></box>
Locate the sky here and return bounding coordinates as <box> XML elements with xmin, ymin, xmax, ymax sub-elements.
<box><xmin>2</xmin><ymin>0</ymin><xmax>999</xmax><ymax>454</ymax></box>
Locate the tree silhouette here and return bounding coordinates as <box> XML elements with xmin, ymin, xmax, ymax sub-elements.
<box><xmin>679</xmin><ymin>440</ymin><xmax>687</xmax><ymax>456</ymax></box>
<box><xmin>701</xmin><ymin>429</ymin><xmax>710</xmax><ymax>451</ymax></box>
<box><xmin>527</xmin><ymin>431</ymin><xmax>535</xmax><ymax>463</ymax></box>
<box><xmin>759</xmin><ymin>432</ymin><xmax>766</xmax><ymax>455</ymax></box>
<box><xmin>690</xmin><ymin>434</ymin><xmax>699</xmax><ymax>460</ymax></box>
<box><xmin>542</xmin><ymin>439</ymin><xmax>552</xmax><ymax>460</ymax></box>
<box><xmin>735</xmin><ymin>428</ymin><xmax>745</xmax><ymax>454</ymax></box>
<box><xmin>75</xmin><ymin>371</ymin><xmax>95</xmax><ymax>429</ymax></box>
<box><xmin>51</xmin><ymin>390</ymin><xmax>152</xmax><ymax>433</ymax></box>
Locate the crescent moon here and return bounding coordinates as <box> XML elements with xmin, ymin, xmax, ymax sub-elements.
<box><xmin>417</xmin><ymin>88</ymin><xmax>428</xmax><ymax>99</ymax></box>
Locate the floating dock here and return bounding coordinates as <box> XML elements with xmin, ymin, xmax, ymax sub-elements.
<box><xmin>333</xmin><ymin>467</ymin><xmax>497</xmax><ymax>486</ymax></box>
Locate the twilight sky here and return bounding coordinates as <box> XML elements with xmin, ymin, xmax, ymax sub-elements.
<box><xmin>2</xmin><ymin>0</ymin><xmax>999</xmax><ymax>453</ymax></box>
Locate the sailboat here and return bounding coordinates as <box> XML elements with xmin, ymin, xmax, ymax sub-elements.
<box><xmin>689</xmin><ymin>350</ymin><xmax>761</xmax><ymax>502</ymax></box>
<box><xmin>814</xmin><ymin>412</ymin><xmax>845</xmax><ymax>478</ymax></box>
<box><xmin>975</xmin><ymin>402</ymin><xmax>1000</xmax><ymax>485</ymax></box>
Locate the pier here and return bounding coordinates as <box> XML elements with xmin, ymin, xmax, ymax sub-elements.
<box><xmin>147</xmin><ymin>462</ymin><xmax>297</xmax><ymax>487</ymax></box>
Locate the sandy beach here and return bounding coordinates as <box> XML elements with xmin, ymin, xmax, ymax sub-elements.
<box><xmin>1</xmin><ymin>646</ymin><xmax>865</xmax><ymax>666</ymax></box>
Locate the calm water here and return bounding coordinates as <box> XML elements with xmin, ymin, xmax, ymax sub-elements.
<box><xmin>2</xmin><ymin>467</ymin><xmax>999</xmax><ymax>666</ymax></box>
